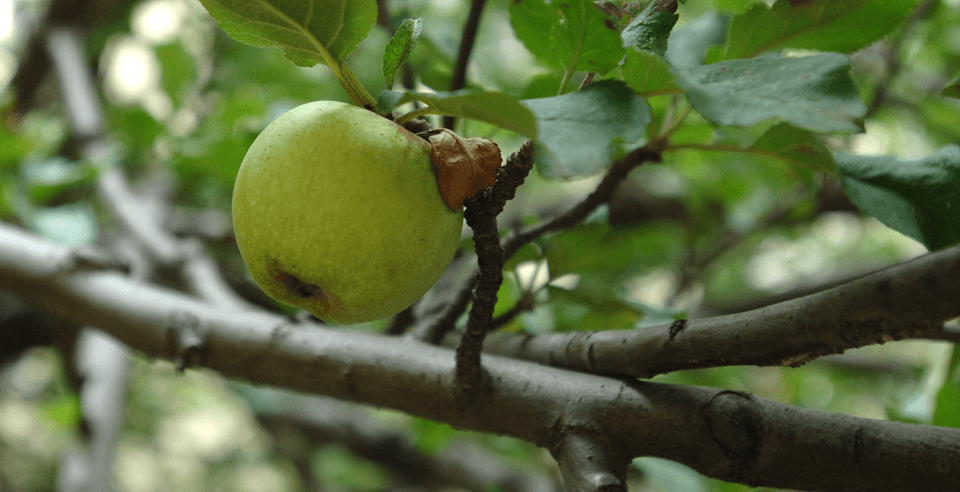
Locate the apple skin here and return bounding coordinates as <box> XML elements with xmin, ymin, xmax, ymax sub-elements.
<box><xmin>232</xmin><ymin>101</ymin><xmax>464</xmax><ymax>324</ymax></box>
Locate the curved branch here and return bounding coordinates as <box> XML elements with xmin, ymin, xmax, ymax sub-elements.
<box><xmin>471</xmin><ymin>242</ymin><xmax>960</xmax><ymax>378</ymax></box>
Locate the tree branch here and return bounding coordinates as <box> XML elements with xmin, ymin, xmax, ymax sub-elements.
<box><xmin>456</xmin><ymin>141</ymin><xmax>535</xmax><ymax>392</ymax></box>
<box><xmin>444</xmin><ymin>0</ymin><xmax>487</xmax><ymax>129</ymax></box>
<box><xmin>2</xmin><ymin>222</ymin><xmax>959</xmax><ymax>491</ymax></box>
<box><xmin>469</xmin><ymin>242</ymin><xmax>960</xmax><ymax>378</ymax></box>
<box><xmin>425</xmin><ymin>144</ymin><xmax>661</xmax><ymax>344</ymax></box>
<box><xmin>502</xmin><ymin>145</ymin><xmax>663</xmax><ymax>261</ymax></box>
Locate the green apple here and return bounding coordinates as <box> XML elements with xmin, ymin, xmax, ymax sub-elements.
<box><xmin>232</xmin><ymin>101</ymin><xmax>464</xmax><ymax>324</ymax></box>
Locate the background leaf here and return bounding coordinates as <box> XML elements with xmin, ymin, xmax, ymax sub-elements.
<box><xmin>382</xmin><ymin>18</ymin><xmax>423</xmax><ymax>89</ymax></box>
<box><xmin>708</xmin><ymin>0</ymin><xmax>921</xmax><ymax>62</ymax></box>
<box><xmin>944</xmin><ymin>76</ymin><xmax>960</xmax><ymax>99</ymax></box>
<box><xmin>155</xmin><ymin>42</ymin><xmax>196</xmax><ymax>107</ymax></box>
<box><xmin>934</xmin><ymin>346</ymin><xmax>960</xmax><ymax>428</ymax></box>
<box><xmin>197</xmin><ymin>0</ymin><xmax>377</xmax><ymax>66</ymax></box>
<box><xmin>750</xmin><ymin>123</ymin><xmax>837</xmax><ymax>174</ymax></box>
<box><xmin>837</xmin><ymin>145</ymin><xmax>960</xmax><ymax>250</ymax></box>
<box><xmin>521</xmin><ymin>80</ymin><xmax>650</xmax><ymax>179</ymax></box>
<box><xmin>674</xmin><ymin>53</ymin><xmax>866</xmax><ymax>132</ymax></box>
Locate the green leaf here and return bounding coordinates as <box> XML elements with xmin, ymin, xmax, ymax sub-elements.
<box><xmin>709</xmin><ymin>0</ymin><xmax>921</xmax><ymax>61</ymax></box>
<box><xmin>621</xmin><ymin>0</ymin><xmax>679</xmax><ymax>57</ymax></box>
<box><xmin>674</xmin><ymin>53</ymin><xmax>866</xmax><ymax>132</ymax></box>
<box><xmin>522</xmin><ymin>80</ymin><xmax>651</xmax><ymax>179</ymax></box>
<box><xmin>197</xmin><ymin>0</ymin><xmax>377</xmax><ymax>66</ymax></box>
<box><xmin>382</xmin><ymin>18</ymin><xmax>423</xmax><ymax>89</ymax></box>
<box><xmin>621</xmin><ymin>48</ymin><xmax>680</xmax><ymax>97</ymax></box>
<box><xmin>547</xmin><ymin>284</ymin><xmax>641</xmax><ymax>332</ymax></box>
<box><xmin>934</xmin><ymin>345</ymin><xmax>960</xmax><ymax>428</ymax></box>
<box><xmin>750</xmin><ymin>123</ymin><xmax>836</xmax><ymax>173</ymax></box>
<box><xmin>379</xmin><ymin>90</ymin><xmax>537</xmax><ymax>139</ymax></box>
<box><xmin>944</xmin><ymin>76</ymin><xmax>960</xmax><ymax>99</ymax></box>
<box><xmin>837</xmin><ymin>145</ymin><xmax>960</xmax><ymax>250</ymax></box>
<box><xmin>155</xmin><ymin>42</ymin><xmax>196</xmax><ymax>107</ymax></box>
<box><xmin>664</xmin><ymin>12</ymin><xmax>727</xmax><ymax>69</ymax></box>
<box><xmin>541</xmin><ymin>223</ymin><xmax>633</xmax><ymax>278</ymax></box>
<box><xmin>509</xmin><ymin>0</ymin><xmax>624</xmax><ymax>74</ymax></box>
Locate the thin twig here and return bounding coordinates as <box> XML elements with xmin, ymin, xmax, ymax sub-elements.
<box><xmin>443</xmin><ymin>0</ymin><xmax>487</xmax><ymax>129</ymax></box>
<box><xmin>502</xmin><ymin>144</ymin><xmax>663</xmax><ymax>261</ymax></box>
<box><xmin>454</xmin><ymin>142</ymin><xmax>535</xmax><ymax>392</ymax></box>
<box><xmin>863</xmin><ymin>0</ymin><xmax>935</xmax><ymax>119</ymax></box>
<box><xmin>667</xmin><ymin>189</ymin><xmax>806</xmax><ymax>308</ymax></box>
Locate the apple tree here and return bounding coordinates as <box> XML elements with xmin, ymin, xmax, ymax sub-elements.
<box><xmin>2</xmin><ymin>0</ymin><xmax>960</xmax><ymax>491</ymax></box>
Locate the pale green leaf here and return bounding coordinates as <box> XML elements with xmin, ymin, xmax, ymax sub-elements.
<box><xmin>383</xmin><ymin>18</ymin><xmax>423</xmax><ymax>89</ymax></box>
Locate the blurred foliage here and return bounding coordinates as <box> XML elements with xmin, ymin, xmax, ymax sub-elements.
<box><xmin>1</xmin><ymin>0</ymin><xmax>959</xmax><ymax>491</ymax></box>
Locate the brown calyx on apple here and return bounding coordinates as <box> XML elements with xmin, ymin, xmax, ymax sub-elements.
<box><xmin>420</xmin><ymin>128</ymin><xmax>502</xmax><ymax>211</ymax></box>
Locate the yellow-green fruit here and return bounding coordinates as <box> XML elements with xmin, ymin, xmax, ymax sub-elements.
<box><xmin>232</xmin><ymin>101</ymin><xmax>463</xmax><ymax>324</ymax></box>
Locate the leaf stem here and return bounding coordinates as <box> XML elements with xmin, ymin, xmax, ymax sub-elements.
<box><xmin>557</xmin><ymin>68</ymin><xmax>574</xmax><ymax>95</ymax></box>
<box><xmin>394</xmin><ymin>106</ymin><xmax>445</xmax><ymax>126</ymax></box>
<box><xmin>340</xmin><ymin>63</ymin><xmax>379</xmax><ymax>109</ymax></box>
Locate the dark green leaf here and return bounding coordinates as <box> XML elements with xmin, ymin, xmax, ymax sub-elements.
<box><xmin>837</xmin><ymin>145</ymin><xmax>960</xmax><ymax>250</ymax></box>
<box><xmin>522</xmin><ymin>80</ymin><xmax>651</xmax><ymax>178</ymax></box>
<box><xmin>934</xmin><ymin>345</ymin><xmax>960</xmax><ymax>428</ymax></box>
<box><xmin>541</xmin><ymin>223</ymin><xmax>633</xmax><ymax>278</ymax></box>
<box><xmin>510</xmin><ymin>0</ymin><xmax>624</xmax><ymax>75</ymax></box>
<box><xmin>379</xmin><ymin>90</ymin><xmax>537</xmax><ymax>138</ymax></box>
<box><xmin>751</xmin><ymin>123</ymin><xmax>836</xmax><ymax>173</ymax></box>
<box><xmin>621</xmin><ymin>48</ymin><xmax>680</xmax><ymax>97</ymax></box>
<box><xmin>674</xmin><ymin>53</ymin><xmax>866</xmax><ymax>132</ymax></box>
<box><xmin>547</xmin><ymin>284</ymin><xmax>641</xmax><ymax>332</ymax></box>
<box><xmin>709</xmin><ymin>0</ymin><xmax>921</xmax><ymax>61</ymax></box>
<box><xmin>197</xmin><ymin>0</ymin><xmax>377</xmax><ymax>66</ymax></box>
<box><xmin>621</xmin><ymin>0</ymin><xmax>679</xmax><ymax>57</ymax></box>
<box><xmin>509</xmin><ymin>0</ymin><xmax>565</xmax><ymax>69</ymax></box>
<box><xmin>944</xmin><ymin>76</ymin><xmax>960</xmax><ymax>99</ymax></box>
<box><xmin>383</xmin><ymin>18</ymin><xmax>423</xmax><ymax>89</ymax></box>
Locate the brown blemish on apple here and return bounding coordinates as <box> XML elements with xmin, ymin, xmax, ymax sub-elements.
<box><xmin>274</xmin><ymin>267</ymin><xmax>324</xmax><ymax>299</ymax></box>
<box><xmin>420</xmin><ymin>128</ymin><xmax>502</xmax><ymax>211</ymax></box>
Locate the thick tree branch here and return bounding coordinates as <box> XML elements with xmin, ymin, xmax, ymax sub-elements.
<box><xmin>467</xmin><ymin>242</ymin><xmax>960</xmax><ymax>378</ymax></box>
<box><xmin>2</xmin><ymin>222</ymin><xmax>959</xmax><ymax>491</ymax></box>
<box><xmin>43</xmin><ymin>22</ymin><xmax>258</xmax><ymax>315</ymax></box>
<box><xmin>255</xmin><ymin>393</ymin><xmax>561</xmax><ymax>492</ymax></box>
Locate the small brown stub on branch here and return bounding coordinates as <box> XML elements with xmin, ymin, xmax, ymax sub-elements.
<box><xmin>421</xmin><ymin>129</ymin><xmax>502</xmax><ymax>211</ymax></box>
